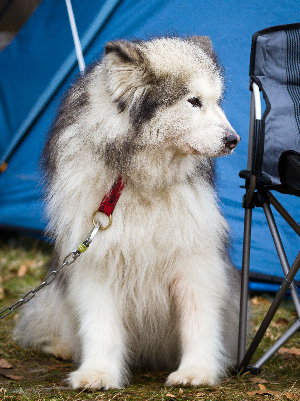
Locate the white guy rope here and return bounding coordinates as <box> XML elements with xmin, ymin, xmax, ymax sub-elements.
<box><xmin>65</xmin><ymin>0</ymin><xmax>86</xmax><ymax>73</ymax></box>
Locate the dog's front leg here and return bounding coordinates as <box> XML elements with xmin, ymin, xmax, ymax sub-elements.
<box><xmin>166</xmin><ymin>263</ymin><xmax>226</xmax><ymax>387</ymax></box>
<box><xmin>68</xmin><ymin>278</ymin><xmax>126</xmax><ymax>390</ymax></box>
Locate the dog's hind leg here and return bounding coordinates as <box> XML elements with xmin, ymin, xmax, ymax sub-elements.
<box><xmin>166</xmin><ymin>255</ymin><xmax>229</xmax><ymax>387</ymax></box>
<box><xmin>13</xmin><ymin>280</ymin><xmax>76</xmax><ymax>361</ymax></box>
<box><xmin>68</xmin><ymin>276</ymin><xmax>127</xmax><ymax>390</ymax></box>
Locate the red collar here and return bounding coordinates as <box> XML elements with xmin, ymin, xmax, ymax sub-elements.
<box><xmin>98</xmin><ymin>176</ymin><xmax>126</xmax><ymax>217</ymax></box>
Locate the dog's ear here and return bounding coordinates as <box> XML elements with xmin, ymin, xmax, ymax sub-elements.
<box><xmin>104</xmin><ymin>40</ymin><xmax>148</xmax><ymax>112</ymax></box>
<box><xmin>185</xmin><ymin>36</ymin><xmax>214</xmax><ymax>56</ymax></box>
<box><xmin>185</xmin><ymin>36</ymin><xmax>220</xmax><ymax>69</ymax></box>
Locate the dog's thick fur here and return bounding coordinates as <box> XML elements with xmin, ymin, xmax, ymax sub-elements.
<box><xmin>14</xmin><ymin>36</ymin><xmax>241</xmax><ymax>389</ymax></box>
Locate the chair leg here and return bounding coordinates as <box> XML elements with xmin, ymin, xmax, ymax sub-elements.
<box><xmin>237</xmin><ymin>206</ymin><xmax>252</xmax><ymax>365</ymax></box>
<box><xmin>262</xmin><ymin>201</ymin><xmax>300</xmax><ymax>318</ymax></box>
<box><xmin>238</xmin><ymin>251</ymin><xmax>300</xmax><ymax>372</ymax></box>
<box><xmin>253</xmin><ymin>319</ymin><xmax>300</xmax><ymax>369</ymax></box>
<box><xmin>268</xmin><ymin>191</ymin><xmax>300</xmax><ymax>236</ymax></box>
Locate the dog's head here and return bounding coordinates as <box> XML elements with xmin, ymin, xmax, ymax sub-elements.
<box><xmin>103</xmin><ymin>36</ymin><xmax>239</xmax><ymax>161</ymax></box>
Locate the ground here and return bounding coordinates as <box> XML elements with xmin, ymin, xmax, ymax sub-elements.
<box><xmin>1</xmin><ymin>237</ymin><xmax>300</xmax><ymax>400</ymax></box>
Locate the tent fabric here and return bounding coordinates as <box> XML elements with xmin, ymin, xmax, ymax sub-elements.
<box><xmin>1</xmin><ymin>0</ymin><xmax>300</xmax><ymax>290</ymax></box>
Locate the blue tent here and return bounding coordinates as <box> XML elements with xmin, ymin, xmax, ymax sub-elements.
<box><xmin>1</xmin><ymin>0</ymin><xmax>300</xmax><ymax>291</ymax></box>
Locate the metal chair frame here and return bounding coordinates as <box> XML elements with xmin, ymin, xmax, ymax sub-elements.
<box><xmin>237</xmin><ymin>80</ymin><xmax>300</xmax><ymax>374</ymax></box>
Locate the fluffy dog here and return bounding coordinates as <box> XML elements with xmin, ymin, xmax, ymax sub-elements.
<box><xmin>14</xmin><ymin>36</ymin><xmax>241</xmax><ymax>389</ymax></box>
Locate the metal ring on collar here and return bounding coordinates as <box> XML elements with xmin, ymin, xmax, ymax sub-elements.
<box><xmin>91</xmin><ymin>210</ymin><xmax>112</xmax><ymax>230</ymax></box>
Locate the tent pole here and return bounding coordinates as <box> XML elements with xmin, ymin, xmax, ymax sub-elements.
<box><xmin>65</xmin><ymin>0</ymin><xmax>86</xmax><ymax>73</ymax></box>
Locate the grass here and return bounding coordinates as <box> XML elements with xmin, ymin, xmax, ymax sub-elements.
<box><xmin>1</xmin><ymin>235</ymin><xmax>300</xmax><ymax>400</ymax></box>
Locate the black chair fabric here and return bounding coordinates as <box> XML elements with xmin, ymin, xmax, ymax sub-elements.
<box><xmin>279</xmin><ymin>150</ymin><xmax>300</xmax><ymax>192</ymax></box>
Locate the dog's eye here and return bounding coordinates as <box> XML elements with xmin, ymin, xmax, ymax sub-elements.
<box><xmin>188</xmin><ymin>97</ymin><xmax>203</xmax><ymax>108</ymax></box>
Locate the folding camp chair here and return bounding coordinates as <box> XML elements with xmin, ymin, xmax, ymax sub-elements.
<box><xmin>237</xmin><ymin>23</ymin><xmax>300</xmax><ymax>374</ymax></box>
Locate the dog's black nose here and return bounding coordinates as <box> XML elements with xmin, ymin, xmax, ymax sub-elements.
<box><xmin>223</xmin><ymin>131</ymin><xmax>241</xmax><ymax>149</ymax></box>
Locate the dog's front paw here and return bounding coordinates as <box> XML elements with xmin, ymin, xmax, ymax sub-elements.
<box><xmin>166</xmin><ymin>367</ymin><xmax>219</xmax><ymax>387</ymax></box>
<box><xmin>68</xmin><ymin>369</ymin><xmax>122</xmax><ymax>390</ymax></box>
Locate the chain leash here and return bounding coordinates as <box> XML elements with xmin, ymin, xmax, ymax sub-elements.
<box><xmin>0</xmin><ymin>217</ymin><xmax>104</xmax><ymax>320</ymax></box>
<box><xmin>0</xmin><ymin>175</ymin><xmax>124</xmax><ymax>321</ymax></box>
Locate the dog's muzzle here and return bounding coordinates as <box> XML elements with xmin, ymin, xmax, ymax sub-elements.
<box><xmin>223</xmin><ymin>130</ymin><xmax>241</xmax><ymax>150</ymax></box>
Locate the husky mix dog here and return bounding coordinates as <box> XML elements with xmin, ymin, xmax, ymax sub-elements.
<box><xmin>14</xmin><ymin>36</ymin><xmax>241</xmax><ymax>389</ymax></box>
